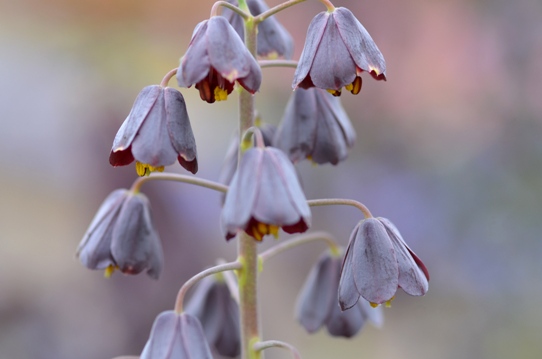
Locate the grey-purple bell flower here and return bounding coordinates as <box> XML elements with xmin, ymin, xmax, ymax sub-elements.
<box><xmin>296</xmin><ymin>251</ymin><xmax>383</xmax><ymax>338</ymax></box>
<box><xmin>185</xmin><ymin>276</ymin><xmax>240</xmax><ymax>357</ymax></box>
<box><xmin>177</xmin><ymin>16</ymin><xmax>262</xmax><ymax>103</ymax></box>
<box><xmin>339</xmin><ymin>217</ymin><xmax>430</xmax><ymax>309</ymax></box>
<box><xmin>77</xmin><ymin>189</ymin><xmax>164</xmax><ymax>279</ymax></box>
<box><xmin>292</xmin><ymin>7</ymin><xmax>386</xmax><ymax>96</ymax></box>
<box><xmin>110</xmin><ymin>85</ymin><xmax>198</xmax><ymax>176</ymax></box>
<box><xmin>140</xmin><ymin>311</ymin><xmax>213</xmax><ymax>359</ymax></box>
<box><xmin>218</xmin><ymin>122</ymin><xmax>276</xmax><ymax>188</ymax></box>
<box><xmin>221</xmin><ymin>146</ymin><xmax>311</xmax><ymax>241</ymax></box>
<box><xmin>274</xmin><ymin>87</ymin><xmax>355</xmax><ymax>165</ymax></box>
<box><xmin>222</xmin><ymin>0</ymin><xmax>294</xmax><ymax>59</ymax></box>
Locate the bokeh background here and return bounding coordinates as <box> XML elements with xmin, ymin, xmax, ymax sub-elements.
<box><xmin>1</xmin><ymin>0</ymin><xmax>542</xmax><ymax>358</ymax></box>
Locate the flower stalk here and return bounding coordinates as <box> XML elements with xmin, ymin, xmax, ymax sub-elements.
<box><xmin>174</xmin><ymin>261</ymin><xmax>242</xmax><ymax>313</ymax></box>
<box><xmin>259</xmin><ymin>231</ymin><xmax>340</xmax><ymax>263</ymax></box>
<box><xmin>253</xmin><ymin>340</ymin><xmax>301</xmax><ymax>359</ymax></box>
<box><xmin>211</xmin><ymin>0</ymin><xmax>251</xmax><ymax>18</ymax></box>
<box><xmin>258</xmin><ymin>59</ymin><xmax>298</xmax><ymax>69</ymax></box>
<box><xmin>159</xmin><ymin>68</ymin><xmax>178</xmax><ymax>88</ymax></box>
<box><xmin>307</xmin><ymin>198</ymin><xmax>373</xmax><ymax>219</ymax></box>
<box><xmin>130</xmin><ymin>172</ymin><xmax>228</xmax><ymax>194</ymax></box>
<box><xmin>255</xmin><ymin>0</ymin><xmax>307</xmax><ymax>23</ymax></box>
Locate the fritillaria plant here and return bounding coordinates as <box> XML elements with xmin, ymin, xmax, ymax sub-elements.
<box><xmin>77</xmin><ymin>1</ymin><xmax>429</xmax><ymax>358</ymax></box>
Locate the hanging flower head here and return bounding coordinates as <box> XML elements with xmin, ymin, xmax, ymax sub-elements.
<box><xmin>296</xmin><ymin>251</ymin><xmax>383</xmax><ymax>338</ymax></box>
<box><xmin>274</xmin><ymin>87</ymin><xmax>356</xmax><ymax>165</ymax></box>
<box><xmin>221</xmin><ymin>135</ymin><xmax>311</xmax><ymax>241</ymax></box>
<box><xmin>110</xmin><ymin>85</ymin><xmax>198</xmax><ymax>176</ymax></box>
<box><xmin>77</xmin><ymin>189</ymin><xmax>164</xmax><ymax>279</ymax></box>
<box><xmin>292</xmin><ymin>7</ymin><xmax>386</xmax><ymax>96</ymax></box>
<box><xmin>177</xmin><ymin>16</ymin><xmax>262</xmax><ymax>103</ymax></box>
<box><xmin>338</xmin><ymin>217</ymin><xmax>429</xmax><ymax>309</ymax></box>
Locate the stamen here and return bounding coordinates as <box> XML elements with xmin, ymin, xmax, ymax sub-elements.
<box><xmin>135</xmin><ymin>162</ymin><xmax>165</xmax><ymax>177</ymax></box>
<box><xmin>350</xmin><ymin>76</ymin><xmax>362</xmax><ymax>94</ymax></box>
<box><xmin>214</xmin><ymin>87</ymin><xmax>229</xmax><ymax>101</ymax></box>
<box><xmin>104</xmin><ymin>264</ymin><xmax>118</xmax><ymax>278</ymax></box>
<box><xmin>326</xmin><ymin>89</ymin><xmax>341</xmax><ymax>97</ymax></box>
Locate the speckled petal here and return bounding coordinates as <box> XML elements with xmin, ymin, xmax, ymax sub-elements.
<box><xmin>338</xmin><ymin>238</ymin><xmax>361</xmax><ymax>310</ymax></box>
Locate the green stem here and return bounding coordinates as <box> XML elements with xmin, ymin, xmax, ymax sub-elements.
<box><xmin>258</xmin><ymin>60</ymin><xmax>298</xmax><ymax>69</ymax></box>
<box><xmin>254</xmin><ymin>0</ymin><xmax>307</xmax><ymax>24</ymax></box>
<box><xmin>211</xmin><ymin>0</ymin><xmax>251</xmax><ymax>19</ymax></box>
<box><xmin>130</xmin><ymin>173</ymin><xmax>228</xmax><ymax>194</ymax></box>
<box><xmin>307</xmin><ymin>198</ymin><xmax>373</xmax><ymax>219</ymax></box>
<box><xmin>174</xmin><ymin>261</ymin><xmax>242</xmax><ymax>313</ymax></box>
<box><xmin>259</xmin><ymin>231</ymin><xmax>340</xmax><ymax>263</ymax></box>
<box><xmin>238</xmin><ymin>13</ymin><xmax>261</xmax><ymax>359</ymax></box>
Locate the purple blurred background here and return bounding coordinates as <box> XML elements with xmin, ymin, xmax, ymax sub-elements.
<box><xmin>1</xmin><ymin>0</ymin><xmax>542</xmax><ymax>358</ymax></box>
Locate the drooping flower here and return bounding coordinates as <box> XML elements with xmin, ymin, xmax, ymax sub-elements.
<box><xmin>222</xmin><ymin>0</ymin><xmax>294</xmax><ymax>59</ymax></box>
<box><xmin>218</xmin><ymin>122</ymin><xmax>276</xmax><ymax>188</ymax></box>
<box><xmin>292</xmin><ymin>7</ymin><xmax>386</xmax><ymax>96</ymax></box>
<box><xmin>77</xmin><ymin>189</ymin><xmax>163</xmax><ymax>279</ymax></box>
<box><xmin>110</xmin><ymin>85</ymin><xmax>198</xmax><ymax>176</ymax></box>
<box><xmin>296</xmin><ymin>251</ymin><xmax>383</xmax><ymax>338</ymax></box>
<box><xmin>177</xmin><ymin>16</ymin><xmax>262</xmax><ymax>103</ymax></box>
<box><xmin>221</xmin><ymin>146</ymin><xmax>311</xmax><ymax>241</ymax></box>
<box><xmin>338</xmin><ymin>217</ymin><xmax>429</xmax><ymax>309</ymax></box>
<box><xmin>140</xmin><ymin>311</ymin><xmax>213</xmax><ymax>359</ymax></box>
<box><xmin>274</xmin><ymin>87</ymin><xmax>355</xmax><ymax>165</ymax></box>
<box><xmin>185</xmin><ymin>275</ymin><xmax>240</xmax><ymax>357</ymax></box>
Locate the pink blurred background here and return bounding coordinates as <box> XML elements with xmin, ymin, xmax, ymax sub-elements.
<box><xmin>1</xmin><ymin>0</ymin><xmax>542</xmax><ymax>358</ymax></box>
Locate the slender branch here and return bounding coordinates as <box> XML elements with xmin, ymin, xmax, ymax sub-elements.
<box><xmin>221</xmin><ymin>263</ymin><xmax>240</xmax><ymax>304</ymax></box>
<box><xmin>130</xmin><ymin>173</ymin><xmax>228</xmax><ymax>194</ymax></box>
<box><xmin>241</xmin><ymin>126</ymin><xmax>265</xmax><ymax>150</ymax></box>
<box><xmin>160</xmin><ymin>68</ymin><xmax>178</xmax><ymax>88</ymax></box>
<box><xmin>307</xmin><ymin>198</ymin><xmax>373</xmax><ymax>219</ymax></box>
<box><xmin>211</xmin><ymin>0</ymin><xmax>251</xmax><ymax>19</ymax></box>
<box><xmin>259</xmin><ymin>231</ymin><xmax>339</xmax><ymax>263</ymax></box>
<box><xmin>174</xmin><ymin>261</ymin><xmax>242</xmax><ymax>313</ymax></box>
<box><xmin>253</xmin><ymin>340</ymin><xmax>302</xmax><ymax>359</ymax></box>
<box><xmin>258</xmin><ymin>60</ymin><xmax>298</xmax><ymax>69</ymax></box>
<box><xmin>254</xmin><ymin>0</ymin><xmax>307</xmax><ymax>24</ymax></box>
<box><xmin>318</xmin><ymin>0</ymin><xmax>335</xmax><ymax>12</ymax></box>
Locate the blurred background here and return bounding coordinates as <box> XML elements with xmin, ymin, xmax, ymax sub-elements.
<box><xmin>1</xmin><ymin>0</ymin><xmax>542</xmax><ymax>358</ymax></box>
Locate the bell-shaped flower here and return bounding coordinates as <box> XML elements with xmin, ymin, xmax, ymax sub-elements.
<box><xmin>221</xmin><ymin>145</ymin><xmax>311</xmax><ymax>241</ymax></box>
<box><xmin>222</xmin><ymin>0</ymin><xmax>294</xmax><ymax>59</ymax></box>
<box><xmin>292</xmin><ymin>7</ymin><xmax>386</xmax><ymax>96</ymax></box>
<box><xmin>110</xmin><ymin>85</ymin><xmax>198</xmax><ymax>176</ymax></box>
<box><xmin>274</xmin><ymin>87</ymin><xmax>355</xmax><ymax>165</ymax></box>
<box><xmin>218</xmin><ymin>122</ymin><xmax>276</xmax><ymax>188</ymax></box>
<box><xmin>338</xmin><ymin>217</ymin><xmax>429</xmax><ymax>309</ymax></box>
<box><xmin>185</xmin><ymin>276</ymin><xmax>240</xmax><ymax>357</ymax></box>
<box><xmin>296</xmin><ymin>251</ymin><xmax>383</xmax><ymax>338</ymax></box>
<box><xmin>140</xmin><ymin>311</ymin><xmax>213</xmax><ymax>359</ymax></box>
<box><xmin>77</xmin><ymin>189</ymin><xmax>164</xmax><ymax>279</ymax></box>
<box><xmin>177</xmin><ymin>16</ymin><xmax>262</xmax><ymax>103</ymax></box>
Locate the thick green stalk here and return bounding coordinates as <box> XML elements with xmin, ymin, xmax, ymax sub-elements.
<box><xmin>237</xmin><ymin>14</ymin><xmax>261</xmax><ymax>359</ymax></box>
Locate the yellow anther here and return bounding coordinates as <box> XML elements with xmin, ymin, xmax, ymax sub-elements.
<box><xmin>214</xmin><ymin>87</ymin><xmax>229</xmax><ymax>102</ymax></box>
<box><xmin>327</xmin><ymin>89</ymin><xmax>341</xmax><ymax>96</ymax></box>
<box><xmin>269</xmin><ymin>225</ymin><xmax>279</xmax><ymax>238</ymax></box>
<box><xmin>135</xmin><ymin>162</ymin><xmax>164</xmax><ymax>177</ymax></box>
<box><xmin>370</xmin><ymin>302</ymin><xmax>379</xmax><ymax>308</ymax></box>
<box><xmin>350</xmin><ymin>76</ymin><xmax>362</xmax><ymax>94</ymax></box>
<box><xmin>345</xmin><ymin>83</ymin><xmax>354</xmax><ymax>91</ymax></box>
<box><xmin>257</xmin><ymin>222</ymin><xmax>268</xmax><ymax>235</ymax></box>
<box><xmin>385</xmin><ymin>296</ymin><xmax>395</xmax><ymax>308</ymax></box>
<box><xmin>104</xmin><ymin>264</ymin><xmax>118</xmax><ymax>278</ymax></box>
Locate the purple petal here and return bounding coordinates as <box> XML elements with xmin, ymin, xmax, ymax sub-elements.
<box><xmin>352</xmin><ymin>218</ymin><xmax>399</xmax><ymax>305</ymax></box>
<box><xmin>296</xmin><ymin>254</ymin><xmax>338</xmax><ymax>333</ymax></box>
<box><xmin>338</xmin><ymin>237</ymin><xmax>360</xmax><ymax>310</ymax></box>
<box><xmin>178</xmin><ymin>20</ymin><xmax>212</xmax><ymax>87</ymax></box>
<box><xmin>378</xmin><ymin>217</ymin><xmax>429</xmax><ymax>296</ymax></box>
<box><xmin>179</xmin><ymin>314</ymin><xmax>214</xmax><ymax>359</ymax></box>
<box><xmin>140</xmin><ymin>311</ymin><xmax>182</xmax><ymax>359</ymax></box>
<box><xmin>110</xmin><ymin>86</ymin><xmax>161</xmax><ymax>165</ymax></box>
<box><xmin>309</xmin><ymin>14</ymin><xmax>357</xmax><ymax>91</ymax></box>
<box><xmin>292</xmin><ymin>11</ymin><xmax>329</xmax><ymax>89</ymax></box>
<box><xmin>131</xmin><ymin>89</ymin><xmax>178</xmax><ymax>167</ymax></box>
<box><xmin>206</xmin><ymin>16</ymin><xmax>251</xmax><ymax>81</ymax></box>
<box><xmin>334</xmin><ymin>7</ymin><xmax>386</xmax><ymax>80</ymax></box>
